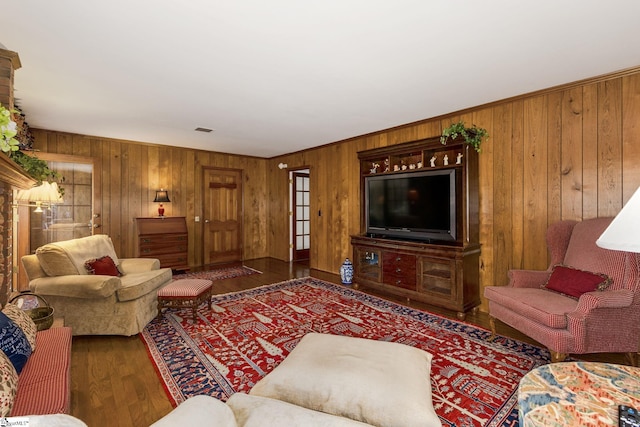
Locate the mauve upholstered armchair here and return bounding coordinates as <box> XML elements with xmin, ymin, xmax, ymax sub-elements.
<box><xmin>484</xmin><ymin>217</ymin><xmax>640</xmax><ymax>366</ymax></box>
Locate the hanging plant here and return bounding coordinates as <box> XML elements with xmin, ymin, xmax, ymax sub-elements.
<box><xmin>440</xmin><ymin>121</ymin><xmax>488</xmax><ymax>153</ymax></box>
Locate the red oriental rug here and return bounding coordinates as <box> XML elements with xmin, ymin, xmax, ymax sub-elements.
<box><xmin>141</xmin><ymin>277</ymin><xmax>550</xmax><ymax>426</ymax></box>
<box><xmin>172</xmin><ymin>265</ymin><xmax>260</xmax><ymax>281</ymax></box>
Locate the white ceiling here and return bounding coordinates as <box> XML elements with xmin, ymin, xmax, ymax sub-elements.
<box><xmin>3</xmin><ymin>1</ymin><xmax>639</xmax><ymax>158</ymax></box>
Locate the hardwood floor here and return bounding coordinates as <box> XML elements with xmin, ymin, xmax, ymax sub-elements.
<box><xmin>69</xmin><ymin>257</ymin><xmax>630</xmax><ymax>426</ymax></box>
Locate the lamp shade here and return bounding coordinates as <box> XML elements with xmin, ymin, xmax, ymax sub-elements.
<box><xmin>15</xmin><ymin>181</ymin><xmax>64</xmax><ymax>204</ymax></box>
<box><xmin>153</xmin><ymin>189</ymin><xmax>170</xmax><ymax>203</ymax></box>
<box><xmin>596</xmin><ymin>185</ymin><xmax>640</xmax><ymax>253</ymax></box>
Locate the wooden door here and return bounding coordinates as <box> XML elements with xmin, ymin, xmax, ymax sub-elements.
<box><xmin>292</xmin><ymin>171</ymin><xmax>310</xmax><ymax>261</ymax></box>
<box><xmin>203</xmin><ymin>167</ymin><xmax>243</xmax><ymax>265</ymax></box>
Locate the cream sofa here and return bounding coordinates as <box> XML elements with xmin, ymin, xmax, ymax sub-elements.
<box><xmin>21</xmin><ymin>234</ymin><xmax>173</xmax><ymax>336</ymax></box>
<box><xmin>152</xmin><ymin>333</ymin><xmax>442</xmax><ymax>427</ymax></box>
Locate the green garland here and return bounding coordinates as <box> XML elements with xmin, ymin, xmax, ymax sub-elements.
<box><xmin>1</xmin><ymin>103</ymin><xmax>61</xmax><ymax>187</ymax></box>
<box><xmin>9</xmin><ymin>150</ymin><xmax>61</xmax><ymax>186</ymax></box>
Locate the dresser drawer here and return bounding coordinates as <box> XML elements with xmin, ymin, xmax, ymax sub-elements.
<box><xmin>139</xmin><ymin>234</ymin><xmax>187</xmax><ymax>245</ymax></box>
<box><xmin>139</xmin><ymin>242</ymin><xmax>188</xmax><ymax>256</ymax></box>
<box><xmin>382</xmin><ymin>252</ymin><xmax>417</xmax><ymax>290</ymax></box>
<box><xmin>152</xmin><ymin>253</ymin><xmax>188</xmax><ymax>269</ymax></box>
<box><xmin>138</xmin><ymin>234</ymin><xmax>188</xmax><ymax>256</ymax></box>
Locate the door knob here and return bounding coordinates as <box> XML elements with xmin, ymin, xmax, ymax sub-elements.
<box><xmin>204</xmin><ymin>219</ymin><xmax>210</xmax><ymax>223</ymax></box>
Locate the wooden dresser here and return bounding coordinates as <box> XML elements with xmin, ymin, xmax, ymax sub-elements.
<box><xmin>135</xmin><ymin>217</ymin><xmax>188</xmax><ymax>271</ymax></box>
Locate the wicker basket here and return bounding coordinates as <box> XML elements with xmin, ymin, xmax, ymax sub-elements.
<box><xmin>9</xmin><ymin>292</ymin><xmax>54</xmax><ymax>331</ymax></box>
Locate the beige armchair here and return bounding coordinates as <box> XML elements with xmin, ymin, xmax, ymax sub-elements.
<box><xmin>21</xmin><ymin>234</ymin><xmax>173</xmax><ymax>336</ymax></box>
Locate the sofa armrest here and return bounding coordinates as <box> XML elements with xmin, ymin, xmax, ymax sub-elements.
<box><xmin>507</xmin><ymin>270</ymin><xmax>551</xmax><ymax>288</ymax></box>
<box><xmin>119</xmin><ymin>258</ymin><xmax>160</xmax><ymax>274</ymax></box>
<box><xmin>29</xmin><ymin>275</ymin><xmax>120</xmax><ymax>299</ymax></box>
<box><xmin>575</xmin><ymin>289</ymin><xmax>634</xmax><ymax>311</ymax></box>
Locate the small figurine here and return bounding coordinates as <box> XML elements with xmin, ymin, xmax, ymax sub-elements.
<box><xmin>443</xmin><ymin>155</ymin><xmax>449</xmax><ymax>166</ymax></box>
<box><xmin>430</xmin><ymin>156</ymin><xmax>436</xmax><ymax>167</ymax></box>
<box><xmin>393</xmin><ymin>164</ymin><xmax>400</xmax><ymax>171</ymax></box>
<box><xmin>370</xmin><ymin>162</ymin><xmax>380</xmax><ymax>174</ymax></box>
<box><xmin>417</xmin><ymin>161</ymin><xmax>423</xmax><ymax>168</ymax></box>
<box><xmin>456</xmin><ymin>152</ymin><xmax>463</xmax><ymax>164</ymax></box>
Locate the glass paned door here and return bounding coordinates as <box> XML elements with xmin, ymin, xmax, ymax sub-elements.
<box><xmin>29</xmin><ymin>160</ymin><xmax>93</xmax><ymax>249</ymax></box>
<box><xmin>14</xmin><ymin>153</ymin><xmax>99</xmax><ymax>291</ymax></box>
<box><xmin>293</xmin><ymin>172</ymin><xmax>310</xmax><ymax>261</ymax></box>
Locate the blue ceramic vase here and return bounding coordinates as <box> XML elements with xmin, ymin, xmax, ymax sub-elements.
<box><xmin>340</xmin><ymin>258</ymin><xmax>354</xmax><ymax>285</ymax></box>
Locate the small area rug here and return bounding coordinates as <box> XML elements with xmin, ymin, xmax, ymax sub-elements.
<box><xmin>172</xmin><ymin>265</ymin><xmax>260</xmax><ymax>281</ymax></box>
<box><xmin>141</xmin><ymin>277</ymin><xmax>550</xmax><ymax>426</ymax></box>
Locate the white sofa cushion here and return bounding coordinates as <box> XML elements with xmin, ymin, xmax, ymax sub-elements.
<box><xmin>249</xmin><ymin>333</ymin><xmax>441</xmax><ymax>427</ymax></box>
<box><xmin>150</xmin><ymin>395</ymin><xmax>237</xmax><ymax>427</ymax></box>
<box><xmin>227</xmin><ymin>393</ymin><xmax>373</xmax><ymax>427</ymax></box>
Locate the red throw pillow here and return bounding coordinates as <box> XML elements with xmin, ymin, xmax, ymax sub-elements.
<box><xmin>542</xmin><ymin>265</ymin><xmax>611</xmax><ymax>299</ymax></box>
<box><xmin>85</xmin><ymin>255</ymin><xmax>121</xmax><ymax>276</ymax></box>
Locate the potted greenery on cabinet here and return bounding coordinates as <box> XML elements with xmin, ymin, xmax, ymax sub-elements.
<box><xmin>440</xmin><ymin>121</ymin><xmax>488</xmax><ymax>153</ymax></box>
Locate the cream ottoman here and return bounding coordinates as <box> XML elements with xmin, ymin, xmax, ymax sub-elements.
<box><xmin>250</xmin><ymin>333</ymin><xmax>442</xmax><ymax>427</ymax></box>
<box><xmin>151</xmin><ymin>333</ymin><xmax>442</xmax><ymax>427</ymax></box>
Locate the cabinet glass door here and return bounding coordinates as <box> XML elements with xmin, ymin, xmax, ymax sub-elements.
<box><xmin>354</xmin><ymin>247</ymin><xmax>381</xmax><ymax>281</ymax></box>
<box><xmin>418</xmin><ymin>257</ymin><xmax>455</xmax><ymax>298</ymax></box>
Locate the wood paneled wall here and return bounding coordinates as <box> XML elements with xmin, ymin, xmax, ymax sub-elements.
<box><xmin>30</xmin><ymin>132</ymin><xmax>269</xmax><ymax>266</ymax></box>
<box><xmin>30</xmin><ymin>67</ymin><xmax>640</xmax><ymax>312</ymax></box>
<box><xmin>268</xmin><ymin>69</ymin><xmax>640</xmax><ymax>311</ymax></box>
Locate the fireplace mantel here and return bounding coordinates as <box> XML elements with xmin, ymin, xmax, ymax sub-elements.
<box><xmin>0</xmin><ymin>155</ymin><xmax>35</xmax><ymax>305</ymax></box>
<box><xmin>0</xmin><ymin>153</ymin><xmax>36</xmax><ymax>190</ymax></box>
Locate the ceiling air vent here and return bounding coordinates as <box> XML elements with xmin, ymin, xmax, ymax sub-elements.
<box><xmin>194</xmin><ymin>127</ymin><xmax>214</xmax><ymax>133</ymax></box>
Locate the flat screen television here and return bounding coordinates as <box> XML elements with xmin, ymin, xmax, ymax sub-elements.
<box><xmin>365</xmin><ymin>169</ymin><xmax>458</xmax><ymax>242</ymax></box>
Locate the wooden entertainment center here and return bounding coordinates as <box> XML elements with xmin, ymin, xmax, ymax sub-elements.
<box><xmin>351</xmin><ymin>136</ymin><xmax>480</xmax><ymax>319</ymax></box>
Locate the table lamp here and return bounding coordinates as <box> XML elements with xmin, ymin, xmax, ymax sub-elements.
<box><xmin>596</xmin><ymin>185</ymin><xmax>640</xmax><ymax>252</ymax></box>
<box><xmin>15</xmin><ymin>181</ymin><xmax>64</xmax><ymax>212</ymax></box>
<box><xmin>153</xmin><ymin>189</ymin><xmax>170</xmax><ymax>217</ymax></box>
